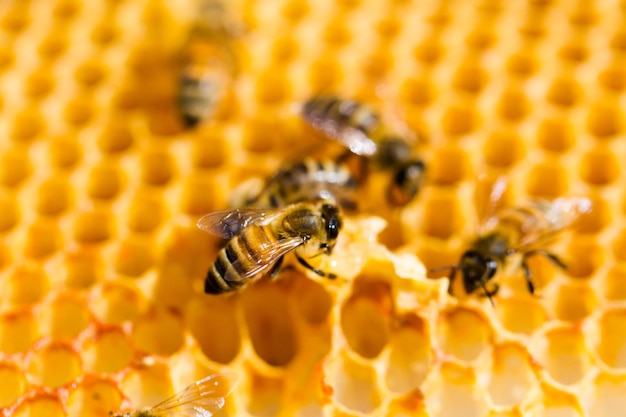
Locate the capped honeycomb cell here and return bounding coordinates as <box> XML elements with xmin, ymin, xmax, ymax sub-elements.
<box><xmin>0</xmin><ymin>192</ymin><xmax>20</xmax><ymax>232</ymax></box>
<box><xmin>126</xmin><ymin>190</ymin><xmax>165</xmax><ymax>233</ymax></box>
<box><xmin>0</xmin><ymin>309</ymin><xmax>39</xmax><ymax>354</ymax></box>
<box><xmin>533</xmin><ymin>325</ymin><xmax>590</xmax><ymax>386</ymax></box>
<box><xmin>64</xmin><ymin>95</ymin><xmax>95</xmax><ymax>127</ymax></box>
<box><xmin>6</xmin><ymin>265</ymin><xmax>50</xmax><ymax>307</ymax></box>
<box><xmin>185</xmin><ymin>296</ymin><xmax>241</xmax><ymax>364</ymax></box>
<box><xmin>591</xmin><ymin>308</ymin><xmax>626</xmax><ymax>371</ymax></box>
<box><xmin>90</xmin><ymin>281</ymin><xmax>147</xmax><ymax>325</ymax></box>
<box><xmin>401</xmin><ymin>76</ymin><xmax>436</xmax><ymax>107</ymax></box>
<box><xmin>242</xmin><ymin>284</ymin><xmax>298</xmax><ymax>367</ymax></box>
<box><xmin>437</xmin><ymin>307</ymin><xmax>493</xmax><ymax>363</ymax></box>
<box><xmin>87</xmin><ymin>161</ymin><xmax>123</xmax><ymax>200</ymax></box>
<box><xmin>131</xmin><ymin>307</ymin><xmax>184</xmax><ymax>356</ymax></box>
<box><xmin>66</xmin><ymin>376</ymin><xmax>123</xmax><ymax>417</ymax></box>
<box><xmin>23</xmin><ymin>219</ymin><xmax>61</xmax><ymax>259</ymax></box>
<box><xmin>486</xmin><ymin>343</ymin><xmax>536</xmax><ymax>407</ymax></box>
<box><xmin>428</xmin><ymin>143</ymin><xmax>471</xmax><ymax>185</ymax></box>
<box><xmin>441</xmin><ymin>104</ymin><xmax>479</xmax><ymax>137</ymax></box>
<box><xmin>48</xmin><ymin>134</ymin><xmax>83</xmax><ymax>170</ymax></box>
<box><xmin>497</xmin><ymin>87</ymin><xmax>530</xmax><ymax>121</ymax></box>
<box><xmin>552</xmin><ymin>283</ymin><xmax>598</xmax><ymax>322</ymax></box>
<box><xmin>537</xmin><ymin>117</ymin><xmax>575</xmax><ymax>153</ymax></box>
<box><xmin>420</xmin><ymin>192</ymin><xmax>465</xmax><ymax>239</ymax></box>
<box><xmin>11</xmin><ymin>391</ymin><xmax>66</xmax><ymax>417</ymax></box>
<box><xmin>192</xmin><ymin>130</ymin><xmax>228</xmax><ymax>169</ymax></box>
<box><xmin>1</xmin><ymin>147</ymin><xmax>32</xmax><ymax>187</ymax></box>
<box><xmin>35</xmin><ymin>176</ymin><xmax>72</xmax><ymax>216</ymax></box>
<box><xmin>0</xmin><ymin>360</ymin><xmax>27</xmax><ymax>408</ymax></box>
<box><xmin>525</xmin><ymin>161</ymin><xmax>568</xmax><ymax>198</ymax></box>
<box><xmin>63</xmin><ymin>247</ymin><xmax>101</xmax><ymax>289</ymax></box>
<box><xmin>325</xmin><ymin>350</ymin><xmax>382</xmax><ymax>414</ymax></box>
<box><xmin>114</xmin><ymin>237</ymin><xmax>154</xmax><ymax>277</ymax></box>
<box><xmin>38</xmin><ymin>292</ymin><xmax>91</xmax><ymax>341</ymax></box>
<box><xmin>25</xmin><ymin>340</ymin><xmax>82</xmax><ymax>388</ymax></box>
<box><xmin>179</xmin><ymin>174</ymin><xmax>224</xmax><ymax>215</ymax></box>
<box><xmin>483</xmin><ymin>130</ymin><xmax>525</xmax><ymax>168</ymax></box>
<box><xmin>81</xmin><ymin>326</ymin><xmax>134</xmax><ymax>374</ymax></box>
<box><xmin>73</xmin><ymin>210</ymin><xmax>113</xmax><ymax>243</ymax></box>
<box><xmin>385</xmin><ymin>314</ymin><xmax>433</xmax><ymax>394</ymax></box>
<box><xmin>255</xmin><ymin>69</ymin><xmax>292</xmax><ymax>105</ymax></box>
<box><xmin>340</xmin><ymin>281</ymin><xmax>392</xmax><ymax>359</ymax></box>
<box><xmin>495</xmin><ymin>297</ymin><xmax>548</xmax><ymax>336</ymax></box>
<box><xmin>587</xmin><ymin>101</ymin><xmax>623</xmax><ymax>139</ymax></box>
<box><xmin>74</xmin><ymin>58</ymin><xmax>107</xmax><ymax>87</ymax></box>
<box><xmin>603</xmin><ymin>265</ymin><xmax>626</xmax><ymax>302</ymax></box>
<box><xmin>24</xmin><ymin>66</ymin><xmax>56</xmax><ymax>99</ymax></box>
<box><xmin>141</xmin><ymin>147</ymin><xmax>175</xmax><ymax>186</ymax></box>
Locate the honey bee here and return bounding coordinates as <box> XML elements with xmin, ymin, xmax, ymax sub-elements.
<box><xmin>197</xmin><ymin>201</ymin><xmax>342</xmax><ymax>294</ymax></box>
<box><xmin>301</xmin><ymin>96</ymin><xmax>426</xmax><ymax>206</ymax></box>
<box><xmin>243</xmin><ymin>157</ymin><xmax>358</xmax><ymax>210</ymax></box>
<box><xmin>432</xmin><ymin>180</ymin><xmax>592</xmax><ymax>304</ymax></box>
<box><xmin>111</xmin><ymin>372</ymin><xmax>237</xmax><ymax>417</ymax></box>
<box><xmin>178</xmin><ymin>0</ymin><xmax>240</xmax><ymax>127</ymax></box>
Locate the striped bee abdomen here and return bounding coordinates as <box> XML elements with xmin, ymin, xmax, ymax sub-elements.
<box><xmin>205</xmin><ymin>224</ymin><xmax>278</xmax><ymax>294</ymax></box>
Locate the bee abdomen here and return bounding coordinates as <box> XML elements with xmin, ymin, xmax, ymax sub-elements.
<box><xmin>204</xmin><ymin>227</ymin><xmax>275</xmax><ymax>294</ymax></box>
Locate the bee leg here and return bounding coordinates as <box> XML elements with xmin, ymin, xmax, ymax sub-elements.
<box><xmin>521</xmin><ymin>250</ymin><xmax>567</xmax><ymax>294</ymax></box>
<box><xmin>446</xmin><ymin>266</ymin><xmax>458</xmax><ymax>295</ymax></box>
<box><xmin>479</xmin><ymin>283</ymin><xmax>499</xmax><ymax>307</ymax></box>
<box><xmin>268</xmin><ymin>256</ymin><xmax>285</xmax><ymax>280</ymax></box>
<box><xmin>296</xmin><ymin>254</ymin><xmax>337</xmax><ymax>279</ymax></box>
<box><xmin>520</xmin><ymin>259</ymin><xmax>535</xmax><ymax>295</ymax></box>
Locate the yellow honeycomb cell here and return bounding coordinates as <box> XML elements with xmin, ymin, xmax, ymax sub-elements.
<box><xmin>1</xmin><ymin>0</ymin><xmax>626</xmax><ymax>415</ymax></box>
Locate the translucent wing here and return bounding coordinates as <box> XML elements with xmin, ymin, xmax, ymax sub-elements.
<box><xmin>149</xmin><ymin>372</ymin><xmax>238</xmax><ymax>417</ymax></box>
<box><xmin>476</xmin><ymin>175</ymin><xmax>509</xmax><ymax>234</ymax></box>
<box><xmin>301</xmin><ymin>98</ymin><xmax>378</xmax><ymax>157</ymax></box>
<box><xmin>514</xmin><ymin>196</ymin><xmax>592</xmax><ymax>250</ymax></box>
<box><xmin>221</xmin><ymin>231</ymin><xmax>305</xmax><ymax>281</ymax></box>
<box><xmin>197</xmin><ymin>208</ymin><xmax>284</xmax><ymax>239</ymax></box>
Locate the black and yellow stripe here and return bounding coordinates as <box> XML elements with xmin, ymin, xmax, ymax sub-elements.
<box><xmin>205</xmin><ymin>224</ymin><xmax>279</xmax><ymax>294</ymax></box>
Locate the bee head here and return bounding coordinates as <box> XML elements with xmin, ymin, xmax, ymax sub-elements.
<box><xmin>320</xmin><ymin>203</ymin><xmax>342</xmax><ymax>253</ymax></box>
<box><xmin>459</xmin><ymin>250</ymin><xmax>498</xmax><ymax>294</ymax></box>
<box><xmin>388</xmin><ymin>160</ymin><xmax>426</xmax><ymax>206</ymax></box>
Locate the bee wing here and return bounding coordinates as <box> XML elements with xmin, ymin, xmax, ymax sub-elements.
<box><xmin>223</xmin><ymin>233</ymin><xmax>305</xmax><ymax>281</ymax></box>
<box><xmin>301</xmin><ymin>99</ymin><xmax>378</xmax><ymax>157</ymax></box>
<box><xmin>149</xmin><ymin>372</ymin><xmax>238</xmax><ymax>417</ymax></box>
<box><xmin>515</xmin><ymin>196</ymin><xmax>593</xmax><ymax>250</ymax></box>
<box><xmin>476</xmin><ymin>175</ymin><xmax>509</xmax><ymax>234</ymax></box>
<box><xmin>197</xmin><ymin>208</ymin><xmax>284</xmax><ymax>239</ymax></box>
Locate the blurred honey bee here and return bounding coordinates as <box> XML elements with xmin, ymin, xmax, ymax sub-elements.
<box><xmin>301</xmin><ymin>96</ymin><xmax>426</xmax><ymax>206</ymax></box>
<box><xmin>432</xmin><ymin>179</ymin><xmax>592</xmax><ymax>304</ymax></box>
<box><xmin>242</xmin><ymin>157</ymin><xmax>358</xmax><ymax>210</ymax></box>
<box><xmin>178</xmin><ymin>0</ymin><xmax>240</xmax><ymax>127</ymax></box>
<box><xmin>197</xmin><ymin>201</ymin><xmax>342</xmax><ymax>294</ymax></box>
<box><xmin>111</xmin><ymin>372</ymin><xmax>237</xmax><ymax>417</ymax></box>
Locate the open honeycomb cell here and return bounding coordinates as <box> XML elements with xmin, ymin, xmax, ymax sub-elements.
<box><xmin>1</xmin><ymin>0</ymin><xmax>625</xmax><ymax>415</ymax></box>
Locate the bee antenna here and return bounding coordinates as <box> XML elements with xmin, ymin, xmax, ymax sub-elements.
<box><xmin>428</xmin><ymin>264</ymin><xmax>459</xmax><ymax>274</ymax></box>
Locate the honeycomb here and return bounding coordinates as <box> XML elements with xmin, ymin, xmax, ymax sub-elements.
<box><xmin>0</xmin><ymin>0</ymin><xmax>625</xmax><ymax>415</ymax></box>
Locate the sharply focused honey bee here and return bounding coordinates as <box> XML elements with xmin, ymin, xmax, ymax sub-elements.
<box><xmin>197</xmin><ymin>201</ymin><xmax>342</xmax><ymax>294</ymax></box>
<box><xmin>243</xmin><ymin>157</ymin><xmax>358</xmax><ymax>210</ymax></box>
<box><xmin>301</xmin><ymin>96</ymin><xmax>426</xmax><ymax>206</ymax></box>
<box><xmin>111</xmin><ymin>372</ymin><xmax>237</xmax><ymax>417</ymax></box>
<box><xmin>432</xmin><ymin>179</ymin><xmax>593</xmax><ymax>304</ymax></box>
<box><xmin>178</xmin><ymin>0</ymin><xmax>240</xmax><ymax>127</ymax></box>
